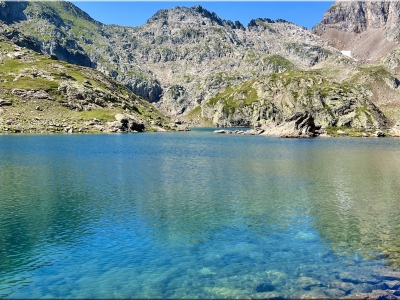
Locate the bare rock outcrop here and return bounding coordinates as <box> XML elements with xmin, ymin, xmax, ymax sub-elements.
<box><xmin>389</xmin><ymin>120</ymin><xmax>400</xmax><ymax>137</ymax></box>
<box><xmin>260</xmin><ymin>112</ymin><xmax>317</xmax><ymax>138</ymax></box>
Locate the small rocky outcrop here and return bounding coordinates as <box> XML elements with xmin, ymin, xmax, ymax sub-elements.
<box><xmin>105</xmin><ymin>113</ymin><xmax>145</xmax><ymax>133</ymax></box>
<box><xmin>261</xmin><ymin>112</ymin><xmax>317</xmax><ymax>138</ymax></box>
<box><xmin>0</xmin><ymin>99</ymin><xmax>12</xmax><ymax>106</ymax></box>
<box><xmin>11</xmin><ymin>89</ymin><xmax>52</xmax><ymax>100</ymax></box>
<box><xmin>213</xmin><ymin>113</ymin><xmax>317</xmax><ymax>138</ymax></box>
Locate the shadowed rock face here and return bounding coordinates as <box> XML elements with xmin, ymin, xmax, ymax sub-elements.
<box><xmin>0</xmin><ymin>2</ymin><xmax>28</xmax><ymax>24</ymax></box>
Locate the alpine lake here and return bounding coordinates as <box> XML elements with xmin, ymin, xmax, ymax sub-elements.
<box><xmin>1</xmin><ymin>128</ymin><xmax>400</xmax><ymax>299</ymax></box>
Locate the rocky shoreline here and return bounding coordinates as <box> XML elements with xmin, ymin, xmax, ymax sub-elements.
<box><xmin>213</xmin><ymin>114</ymin><xmax>400</xmax><ymax>138</ymax></box>
<box><xmin>214</xmin><ymin>128</ymin><xmax>395</xmax><ymax>138</ymax></box>
<box><xmin>0</xmin><ymin>113</ymin><xmax>190</xmax><ymax>134</ymax></box>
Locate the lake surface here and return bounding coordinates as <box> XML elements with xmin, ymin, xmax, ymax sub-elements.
<box><xmin>1</xmin><ymin>128</ymin><xmax>400</xmax><ymax>298</ymax></box>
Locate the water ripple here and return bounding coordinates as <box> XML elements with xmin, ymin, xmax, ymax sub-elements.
<box><xmin>0</xmin><ymin>132</ymin><xmax>400</xmax><ymax>298</ymax></box>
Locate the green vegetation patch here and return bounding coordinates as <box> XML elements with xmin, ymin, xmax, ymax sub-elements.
<box><xmin>65</xmin><ymin>69</ymin><xmax>86</xmax><ymax>82</ymax></box>
<box><xmin>78</xmin><ymin>109</ymin><xmax>117</xmax><ymax>122</ymax></box>
<box><xmin>263</xmin><ymin>55</ymin><xmax>295</xmax><ymax>71</ymax></box>
<box><xmin>185</xmin><ymin>105</ymin><xmax>202</xmax><ymax>119</ymax></box>
<box><xmin>328</xmin><ymin>4</ymin><xmax>338</xmax><ymax>12</ymax></box>
<box><xmin>1</xmin><ymin>59</ymin><xmax>27</xmax><ymax>73</ymax></box>
<box><xmin>0</xmin><ymin>76</ymin><xmax>59</xmax><ymax>92</ymax></box>
<box><xmin>354</xmin><ymin>104</ymin><xmax>374</xmax><ymax>125</ymax></box>
<box><xmin>183</xmin><ymin>105</ymin><xmax>213</xmax><ymax>126</ymax></box>
<box><xmin>325</xmin><ymin>126</ymin><xmax>369</xmax><ymax>137</ymax></box>
<box><xmin>208</xmin><ymin>79</ymin><xmax>258</xmax><ymax>114</ymax></box>
<box><xmin>351</xmin><ymin>65</ymin><xmax>393</xmax><ymax>84</ymax></box>
<box><xmin>208</xmin><ymin>71</ymin><xmax>243</xmax><ymax>87</ymax></box>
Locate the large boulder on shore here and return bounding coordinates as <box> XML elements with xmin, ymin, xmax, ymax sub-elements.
<box><xmin>260</xmin><ymin>112</ymin><xmax>317</xmax><ymax>138</ymax></box>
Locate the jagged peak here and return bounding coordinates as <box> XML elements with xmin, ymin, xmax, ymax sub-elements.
<box><xmin>247</xmin><ymin>18</ymin><xmax>294</xmax><ymax>28</ymax></box>
<box><xmin>191</xmin><ymin>5</ymin><xmax>224</xmax><ymax>26</ymax></box>
<box><xmin>146</xmin><ymin>5</ymin><xmax>244</xmax><ymax>30</ymax></box>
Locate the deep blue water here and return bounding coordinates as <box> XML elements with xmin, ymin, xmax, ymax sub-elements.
<box><xmin>1</xmin><ymin>129</ymin><xmax>400</xmax><ymax>298</ymax></box>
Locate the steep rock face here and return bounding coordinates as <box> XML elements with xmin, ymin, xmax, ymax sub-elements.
<box><xmin>312</xmin><ymin>1</ymin><xmax>400</xmax><ymax>62</ymax></box>
<box><xmin>0</xmin><ymin>1</ymin><xmax>337</xmax><ymax>117</ymax></box>
<box><xmin>0</xmin><ymin>1</ymin><xmax>28</xmax><ymax>24</ymax></box>
<box><xmin>0</xmin><ymin>21</ymin><xmax>41</xmax><ymax>52</ymax></box>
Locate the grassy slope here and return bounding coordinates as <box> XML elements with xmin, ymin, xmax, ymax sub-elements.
<box><xmin>0</xmin><ymin>35</ymin><xmax>172</xmax><ymax>133</ymax></box>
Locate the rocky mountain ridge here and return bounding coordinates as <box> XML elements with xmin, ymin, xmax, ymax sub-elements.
<box><xmin>0</xmin><ymin>1</ymin><xmax>338</xmax><ymax>117</ymax></box>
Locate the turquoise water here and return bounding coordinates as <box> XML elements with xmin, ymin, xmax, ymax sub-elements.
<box><xmin>1</xmin><ymin>129</ymin><xmax>400</xmax><ymax>298</ymax></box>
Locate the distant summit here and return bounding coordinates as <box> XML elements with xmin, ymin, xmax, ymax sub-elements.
<box><xmin>147</xmin><ymin>5</ymin><xmax>244</xmax><ymax>30</ymax></box>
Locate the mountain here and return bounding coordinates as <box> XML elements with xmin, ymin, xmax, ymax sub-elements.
<box><xmin>0</xmin><ymin>2</ymin><xmax>337</xmax><ymax>116</ymax></box>
<box><xmin>1</xmin><ymin>1</ymin><xmax>400</xmax><ymax>136</ymax></box>
<box><xmin>0</xmin><ymin>23</ymin><xmax>179</xmax><ymax>134</ymax></box>
<box><xmin>311</xmin><ymin>1</ymin><xmax>400</xmax><ymax>134</ymax></box>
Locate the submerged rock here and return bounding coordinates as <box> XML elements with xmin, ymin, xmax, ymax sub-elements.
<box><xmin>251</xmin><ymin>291</ymin><xmax>280</xmax><ymax>299</ymax></box>
<box><xmin>254</xmin><ymin>281</ymin><xmax>275</xmax><ymax>293</ymax></box>
<box><xmin>295</xmin><ymin>276</ymin><xmax>323</xmax><ymax>289</ymax></box>
<box><xmin>372</xmin><ymin>268</ymin><xmax>400</xmax><ymax>281</ymax></box>
<box><xmin>339</xmin><ymin>272</ymin><xmax>380</xmax><ymax>285</ymax></box>
<box><xmin>324</xmin><ymin>288</ymin><xmax>346</xmax><ymax>298</ymax></box>
<box><xmin>329</xmin><ymin>280</ymin><xmax>356</xmax><ymax>292</ymax></box>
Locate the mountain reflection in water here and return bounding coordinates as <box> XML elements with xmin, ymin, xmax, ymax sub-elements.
<box><xmin>0</xmin><ymin>131</ymin><xmax>400</xmax><ymax>298</ymax></box>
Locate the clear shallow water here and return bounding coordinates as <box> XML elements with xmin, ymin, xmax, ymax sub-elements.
<box><xmin>1</xmin><ymin>129</ymin><xmax>400</xmax><ymax>298</ymax></box>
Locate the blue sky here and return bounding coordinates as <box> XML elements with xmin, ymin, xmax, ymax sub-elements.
<box><xmin>71</xmin><ymin>2</ymin><xmax>334</xmax><ymax>29</ymax></box>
